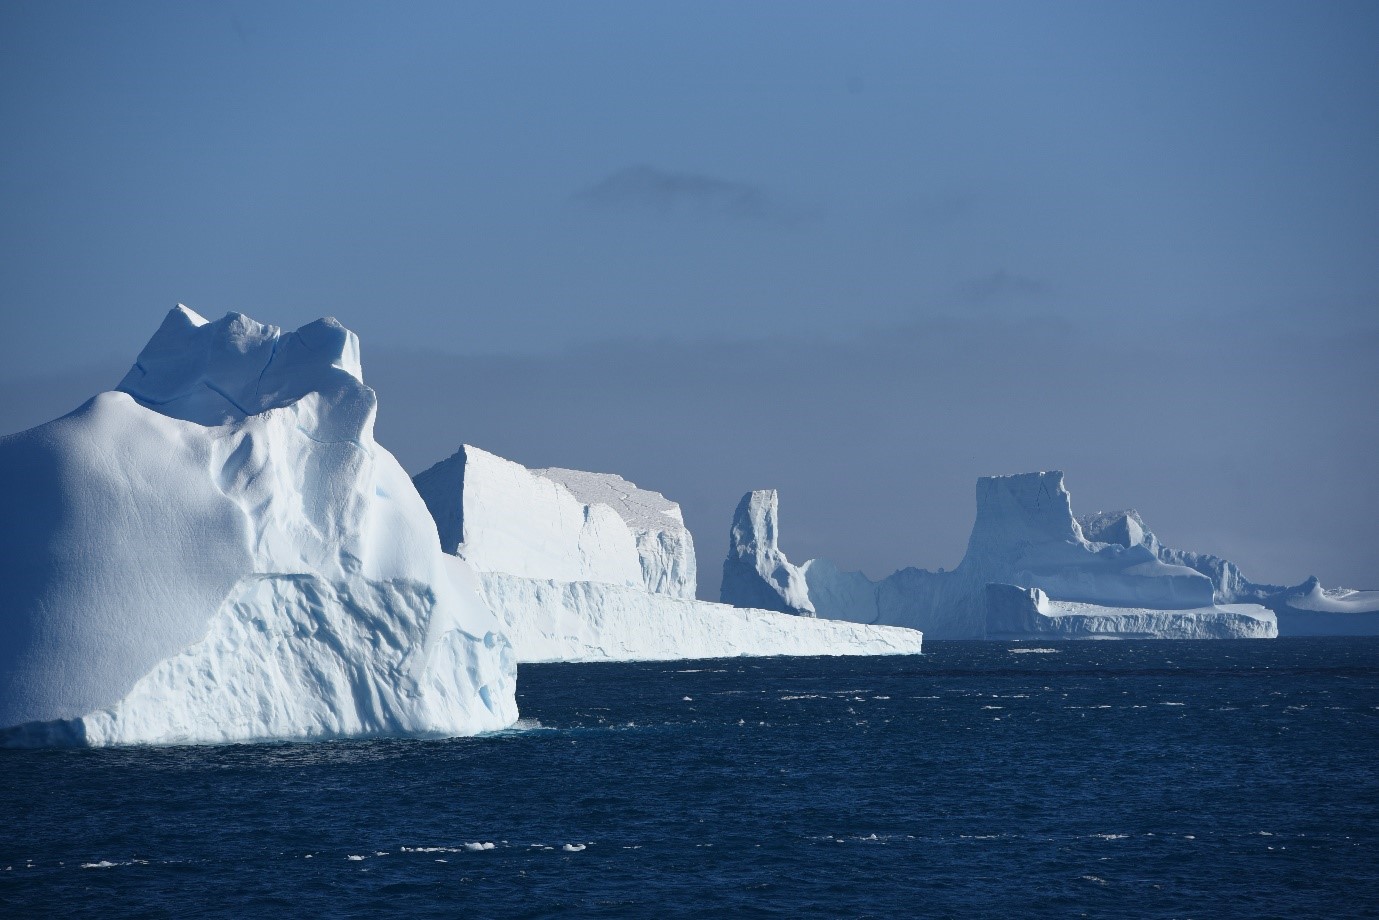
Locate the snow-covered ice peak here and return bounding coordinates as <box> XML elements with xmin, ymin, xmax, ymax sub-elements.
<box><xmin>1078</xmin><ymin>509</ymin><xmax>1154</xmax><ymax>551</ymax></box>
<box><xmin>720</xmin><ymin>490</ymin><xmax>815</xmax><ymax>616</ymax></box>
<box><xmin>117</xmin><ymin>305</ymin><xmax>368</xmax><ymax>432</ymax></box>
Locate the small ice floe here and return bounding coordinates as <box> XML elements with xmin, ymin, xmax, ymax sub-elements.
<box><xmin>682</xmin><ymin>696</ymin><xmax>693</xmax><ymax>702</ymax></box>
<box><xmin>346</xmin><ymin>855</ymin><xmax>366</xmax><ymax>861</ymax></box>
<box><xmin>463</xmin><ymin>842</ymin><xmax>495</xmax><ymax>852</ymax></box>
<box><xmin>561</xmin><ymin>844</ymin><xmax>587</xmax><ymax>853</ymax></box>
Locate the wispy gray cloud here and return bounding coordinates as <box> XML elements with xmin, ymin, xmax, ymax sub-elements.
<box><xmin>890</xmin><ymin>193</ymin><xmax>975</xmax><ymax>232</ymax></box>
<box><xmin>575</xmin><ymin>165</ymin><xmax>813</xmax><ymax>223</ymax></box>
<box><xmin>959</xmin><ymin>270</ymin><xmax>1051</xmax><ymax>307</ymax></box>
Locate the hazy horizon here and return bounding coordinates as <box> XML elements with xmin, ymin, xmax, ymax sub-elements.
<box><xmin>2</xmin><ymin>2</ymin><xmax>1375</xmax><ymax>594</ymax></box>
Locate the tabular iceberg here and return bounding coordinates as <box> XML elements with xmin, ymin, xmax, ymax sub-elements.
<box><xmin>415</xmin><ymin>444</ymin><xmax>696</xmax><ymax>598</ymax></box>
<box><xmin>985</xmin><ymin>584</ymin><xmax>1276</xmax><ymax>640</ymax></box>
<box><xmin>0</xmin><ymin>307</ymin><xmax>516</xmax><ymax>747</ymax></box>
<box><xmin>721</xmin><ymin>472</ymin><xmax>1280</xmax><ymax>640</ymax></box>
<box><xmin>415</xmin><ymin>450</ymin><xmax>922</xmax><ymax>661</ymax></box>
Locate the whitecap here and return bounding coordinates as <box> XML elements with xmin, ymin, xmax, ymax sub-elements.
<box><xmin>562</xmin><ymin>843</ymin><xmax>587</xmax><ymax>852</ymax></box>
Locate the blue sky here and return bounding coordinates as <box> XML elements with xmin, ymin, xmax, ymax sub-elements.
<box><xmin>2</xmin><ymin>2</ymin><xmax>1376</xmax><ymax>591</ymax></box>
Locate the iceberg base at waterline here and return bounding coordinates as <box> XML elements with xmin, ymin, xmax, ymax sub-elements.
<box><xmin>984</xmin><ymin>584</ymin><xmax>1278</xmax><ymax>641</ymax></box>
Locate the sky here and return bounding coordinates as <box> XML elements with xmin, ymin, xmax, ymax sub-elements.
<box><xmin>1</xmin><ymin>1</ymin><xmax>1376</xmax><ymax>594</ymax></box>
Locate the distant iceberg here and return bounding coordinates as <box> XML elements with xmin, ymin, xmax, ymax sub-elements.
<box><xmin>0</xmin><ymin>307</ymin><xmax>516</xmax><ymax>747</ymax></box>
<box><xmin>720</xmin><ymin>473</ymin><xmax>1287</xmax><ymax>640</ymax></box>
<box><xmin>414</xmin><ymin>446</ymin><xmax>922</xmax><ymax>661</ymax></box>
<box><xmin>1078</xmin><ymin>510</ymin><xmax>1379</xmax><ymax>636</ymax></box>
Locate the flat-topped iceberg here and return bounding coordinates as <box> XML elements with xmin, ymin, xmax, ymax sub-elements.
<box><xmin>721</xmin><ymin>473</ymin><xmax>1280</xmax><ymax>639</ymax></box>
<box><xmin>985</xmin><ymin>584</ymin><xmax>1277</xmax><ymax>640</ymax></box>
<box><xmin>415</xmin><ymin>444</ymin><xmax>696</xmax><ymax>598</ymax></box>
<box><xmin>0</xmin><ymin>307</ymin><xmax>516</xmax><ymax>747</ymax></box>
<box><xmin>416</xmin><ymin>449</ymin><xmax>922</xmax><ymax>661</ymax></box>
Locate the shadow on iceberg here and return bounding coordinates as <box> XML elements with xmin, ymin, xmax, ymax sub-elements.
<box><xmin>0</xmin><ymin>307</ymin><xmax>516</xmax><ymax>747</ymax></box>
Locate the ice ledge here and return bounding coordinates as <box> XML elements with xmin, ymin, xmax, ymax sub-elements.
<box><xmin>475</xmin><ymin>570</ymin><xmax>921</xmax><ymax>664</ymax></box>
<box><xmin>984</xmin><ymin>583</ymin><xmax>1278</xmax><ymax>640</ymax></box>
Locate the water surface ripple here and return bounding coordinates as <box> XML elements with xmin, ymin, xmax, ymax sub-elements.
<box><xmin>3</xmin><ymin>638</ymin><xmax>1377</xmax><ymax>917</ymax></box>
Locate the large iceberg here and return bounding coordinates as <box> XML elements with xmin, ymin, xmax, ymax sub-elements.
<box><xmin>0</xmin><ymin>307</ymin><xmax>516</xmax><ymax>746</ymax></box>
<box><xmin>1079</xmin><ymin>510</ymin><xmax>1379</xmax><ymax>636</ymax></box>
<box><xmin>721</xmin><ymin>473</ymin><xmax>1280</xmax><ymax>639</ymax></box>
<box><xmin>415</xmin><ymin>445</ymin><xmax>695</xmax><ymax>598</ymax></box>
<box><xmin>415</xmin><ymin>450</ymin><xmax>922</xmax><ymax>661</ymax></box>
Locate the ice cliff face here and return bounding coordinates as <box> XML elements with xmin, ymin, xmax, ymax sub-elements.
<box><xmin>0</xmin><ymin>306</ymin><xmax>516</xmax><ymax>746</ymax></box>
<box><xmin>720</xmin><ymin>490</ymin><xmax>815</xmax><ymax>616</ymax></box>
<box><xmin>722</xmin><ymin>472</ymin><xmax>1276</xmax><ymax>640</ymax></box>
<box><xmin>414</xmin><ymin>445</ymin><xmax>696</xmax><ymax>599</ymax></box>
<box><xmin>417</xmin><ymin>451</ymin><xmax>921</xmax><ymax>661</ymax></box>
<box><xmin>473</xmin><ymin>569</ymin><xmax>920</xmax><ymax>663</ymax></box>
<box><xmin>1079</xmin><ymin>509</ymin><xmax>1379</xmax><ymax>636</ymax></box>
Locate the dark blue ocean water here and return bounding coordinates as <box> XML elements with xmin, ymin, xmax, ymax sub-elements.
<box><xmin>3</xmin><ymin>639</ymin><xmax>1378</xmax><ymax>918</ymax></box>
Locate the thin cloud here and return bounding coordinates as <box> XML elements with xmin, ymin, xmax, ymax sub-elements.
<box><xmin>574</xmin><ymin>165</ymin><xmax>812</xmax><ymax>223</ymax></box>
<box><xmin>959</xmin><ymin>270</ymin><xmax>1051</xmax><ymax>307</ymax></box>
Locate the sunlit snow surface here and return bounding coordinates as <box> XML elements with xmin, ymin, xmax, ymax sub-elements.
<box><xmin>417</xmin><ymin>447</ymin><xmax>922</xmax><ymax>661</ymax></box>
<box><xmin>0</xmin><ymin>307</ymin><xmax>515</xmax><ymax>746</ymax></box>
<box><xmin>2</xmin><ymin>640</ymin><xmax>1376</xmax><ymax>917</ymax></box>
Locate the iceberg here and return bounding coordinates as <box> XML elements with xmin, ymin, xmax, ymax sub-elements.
<box><xmin>415</xmin><ymin>445</ymin><xmax>695</xmax><ymax>598</ymax></box>
<box><xmin>0</xmin><ymin>307</ymin><xmax>516</xmax><ymax>746</ymax></box>
<box><xmin>721</xmin><ymin>473</ymin><xmax>1279</xmax><ymax>639</ymax></box>
<box><xmin>985</xmin><ymin>584</ymin><xmax>1277</xmax><ymax>640</ymax></box>
<box><xmin>1080</xmin><ymin>510</ymin><xmax>1379</xmax><ymax>636</ymax></box>
<box><xmin>720</xmin><ymin>490</ymin><xmax>816</xmax><ymax>615</ymax></box>
<box><xmin>416</xmin><ymin>451</ymin><xmax>922</xmax><ymax>661</ymax></box>
<box><xmin>475</xmin><ymin>571</ymin><xmax>923</xmax><ymax>663</ymax></box>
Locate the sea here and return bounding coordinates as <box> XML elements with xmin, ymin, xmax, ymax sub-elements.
<box><xmin>3</xmin><ymin>638</ymin><xmax>1377</xmax><ymax>918</ymax></box>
